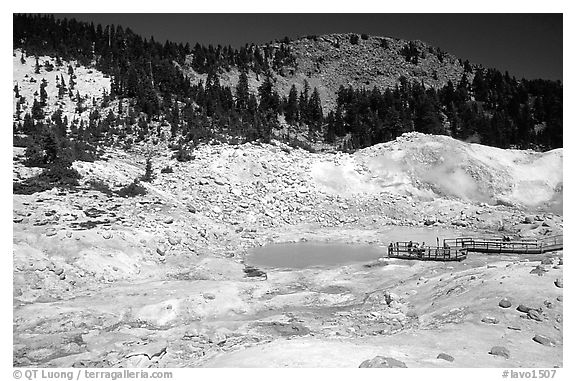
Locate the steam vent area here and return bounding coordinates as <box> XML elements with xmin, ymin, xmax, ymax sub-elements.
<box><xmin>13</xmin><ymin>130</ymin><xmax>563</xmax><ymax>368</ymax></box>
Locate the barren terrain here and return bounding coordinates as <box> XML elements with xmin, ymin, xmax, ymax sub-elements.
<box><xmin>13</xmin><ymin>132</ymin><xmax>563</xmax><ymax>367</ymax></box>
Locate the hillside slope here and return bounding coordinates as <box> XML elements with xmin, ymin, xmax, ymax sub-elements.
<box><xmin>182</xmin><ymin>33</ymin><xmax>470</xmax><ymax>110</ymax></box>
<box><xmin>312</xmin><ymin>133</ymin><xmax>563</xmax><ymax>212</ymax></box>
<box><xmin>12</xmin><ymin>49</ymin><xmax>111</xmax><ymax>122</ymax></box>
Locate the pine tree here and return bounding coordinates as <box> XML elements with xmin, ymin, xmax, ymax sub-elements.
<box><xmin>235</xmin><ymin>70</ymin><xmax>249</xmax><ymax>110</ymax></box>
<box><xmin>34</xmin><ymin>56</ymin><xmax>40</xmax><ymax>74</ymax></box>
<box><xmin>308</xmin><ymin>87</ymin><xmax>323</xmax><ymax>131</ymax></box>
<box><xmin>58</xmin><ymin>74</ymin><xmax>67</xmax><ymax>98</ymax></box>
<box><xmin>141</xmin><ymin>158</ymin><xmax>155</xmax><ymax>182</ymax></box>
<box><xmin>39</xmin><ymin>79</ymin><xmax>48</xmax><ymax>106</ymax></box>
<box><xmin>299</xmin><ymin>80</ymin><xmax>310</xmax><ymax>123</ymax></box>
<box><xmin>257</xmin><ymin>72</ymin><xmax>278</xmax><ymax>112</ymax></box>
<box><xmin>31</xmin><ymin>99</ymin><xmax>44</xmax><ymax>120</ymax></box>
<box><xmin>325</xmin><ymin>111</ymin><xmax>336</xmax><ymax>143</ymax></box>
<box><xmin>75</xmin><ymin>91</ymin><xmax>84</xmax><ymax>114</ymax></box>
<box><xmin>285</xmin><ymin>84</ymin><xmax>299</xmax><ymax>124</ymax></box>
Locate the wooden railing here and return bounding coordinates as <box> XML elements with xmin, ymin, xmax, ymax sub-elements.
<box><xmin>388</xmin><ymin>242</ymin><xmax>467</xmax><ymax>261</ymax></box>
<box><xmin>443</xmin><ymin>235</ymin><xmax>563</xmax><ymax>254</ymax></box>
<box><xmin>388</xmin><ymin>235</ymin><xmax>562</xmax><ymax>261</ymax></box>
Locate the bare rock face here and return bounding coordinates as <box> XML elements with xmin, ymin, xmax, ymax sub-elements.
<box><xmin>359</xmin><ymin>356</ymin><xmax>407</xmax><ymax>368</ymax></box>
<box><xmin>489</xmin><ymin>346</ymin><xmax>510</xmax><ymax>359</ymax></box>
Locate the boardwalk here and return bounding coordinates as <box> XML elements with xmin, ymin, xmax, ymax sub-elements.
<box><xmin>444</xmin><ymin>235</ymin><xmax>563</xmax><ymax>254</ymax></box>
<box><xmin>388</xmin><ymin>235</ymin><xmax>562</xmax><ymax>261</ymax></box>
<box><xmin>388</xmin><ymin>242</ymin><xmax>467</xmax><ymax>262</ymax></box>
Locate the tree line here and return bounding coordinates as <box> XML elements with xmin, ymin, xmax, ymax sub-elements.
<box><xmin>14</xmin><ymin>13</ymin><xmax>562</xmax><ymax>158</ymax></box>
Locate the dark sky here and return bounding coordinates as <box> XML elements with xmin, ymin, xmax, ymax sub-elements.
<box><xmin>53</xmin><ymin>13</ymin><xmax>563</xmax><ymax>81</ymax></box>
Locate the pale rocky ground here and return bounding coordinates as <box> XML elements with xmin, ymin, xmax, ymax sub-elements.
<box><xmin>13</xmin><ymin>51</ymin><xmax>563</xmax><ymax>368</ymax></box>
<box><xmin>13</xmin><ymin>132</ymin><xmax>563</xmax><ymax>368</ymax></box>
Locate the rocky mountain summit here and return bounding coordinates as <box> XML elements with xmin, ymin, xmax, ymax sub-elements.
<box><xmin>184</xmin><ymin>33</ymin><xmax>470</xmax><ymax>110</ymax></box>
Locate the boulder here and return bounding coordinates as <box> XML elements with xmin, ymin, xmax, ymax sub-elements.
<box><xmin>482</xmin><ymin>317</ymin><xmax>499</xmax><ymax>324</ymax></box>
<box><xmin>533</xmin><ymin>334</ymin><xmax>555</xmax><ymax>346</ymax></box>
<box><xmin>359</xmin><ymin>356</ymin><xmax>407</xmax><ymax>368</ymax></box>
<box><xmin>168</xmin><ymin>236</ymin><xmax>181</xmax><ymax>246</ymax></box>
<box><xmin>517</xmin><ymin>304</ymin><xmax>536</xmax><ymax>313</ymax></box>
<box><xmin>436</xmin><ymin>353</ymin><xmax>454</xmax><ymax>362</ymax></box>
<box><xmin>528</xmin><ymin>309</ymin><xmax>543</xmax><ymax>322</ymax></box>
<box><xmin>203</xmin><ymin>293</ymin><xmax>216</xmax><ymax>300</ymax></box>
<box><xmin>499</xmin><ymin>298</ymin><xmax>512</xmax><ymax>308</ymax></box>
<box><xmin>489</xmin><ymin>346</ymin><xmax>510</xmax><ymax>359</ymax></box>
<box><xmin>554</xmin><ymin>279</ymin><xmax>563</xmax><ymax>288</ymax></box>
<box><xmin>530</xmin><ymin>266</ymin><xmax>547</xmax><ymax>276</ymax></box>
<box><xmin>126</xmin><ymin>340</ymin><xmax>168</xmax><ymax>360</ymax></box>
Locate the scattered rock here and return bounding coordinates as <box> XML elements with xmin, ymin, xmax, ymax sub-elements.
<box><xmin>359</xmin><ymin>356</ymin><xmax>407</xmax><ymax>368</ymax></box>
<box><xmin>53</xmin><ymin>267</ymin><xmax>64</xmax><ymax>276</ymax></box>
<box><xmin>243</xmin><ymin>266</ymin><xmax>267</xmax><ymax>279</ymax></box>
<box><xmin>482</xmin><ymin>316</ymin><xmax>499</xmax><ymax>324</ymax></box>
<box><xmin>45</xmin><ymin>230</ymin><xmax>57</xmax><ymax>237</ymax></box>
<box><xmin>163</xmin><ymin>217</ymin><xmax>174</xmax><ymax>224</ymax></box>
<box><xmin>489</xmin><ymin>346</ymin><xmax>510</xmax><ymax>359</ymax></box>
<box><xmin>168</xmin><ymin>236</ymin><xmax>181</xmax><ymax>246</ymax></box>
<box><xmin>530</xmin><ymin>265</ymin><xmax>547</xmax><ymax>276</ymax></box>
<box><xmin>203</xmin><ymin>293</ymin><xmax>216</xmax><ymax>300</ymax></box>
<box><xmin>156</xmin><ymin>245</ymin><xmax>167</xmax><ymax>256</ymax></box>
<box><xmin>517</xmin><ymin>304</ymin><xmax>536</xmax><ymax>313</ymax></box>
<box><xmin>126</xmin><ymin>340</ymin><xmax>168</xmax><ymax>360</ymax></box>
<box><xmin>436</xmin><ymin>353</ymin><xmax>454</xmax><ymax>362</ymax></box>
<box><xmin>533</xmin><ymin>334</ymin><xmax>555</xmax><ymax>346</ymax></box>
<box><xmin>209</xmin><ymin>331</ymin><xmax>227</xmax><ymax>345</ymax></box>
<box><xmin>499</xmin><ymin>298</ymin><xmax>512</xmax><ymax>308</ymax></box>
<box><xmin>528</xmin><ymin>309</ymin><xmax>543</xmax><ymax>322</ymax></box>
